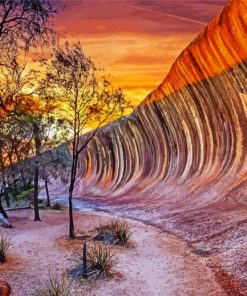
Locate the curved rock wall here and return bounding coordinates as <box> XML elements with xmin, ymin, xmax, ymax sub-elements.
<box><xmin>55</xmin><ymin>0</ymin><xmax>247</xmax><ymax>292</ymax></box>
<box><xmin>79</xmin><ymin>0</ymin><xmax>247</xmax><ymax>202</ymax></box>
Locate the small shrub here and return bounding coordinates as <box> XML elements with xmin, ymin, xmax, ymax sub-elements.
<box><xmin>17</xmin><ymin>188</ymin><xmax>34</xmax><ymax>200</ymax></box>
<box><xmin>70</xmin><ymin>243</ymin><xmax>117</xmax><ymax>279</ymax></box>
<box><xmin>34</xmin><ymin>273</ymin><xmax>71</xmax><ymax>296</ymax></box>
<box><xmin>94</xmin><ymin>219</ymin><xmax>132</xmax><ymax>245</ymax></box>
<box><xmin>87</xmin><ymin>243</ymin><xmax>117</xmax><ymax>276</ymax></box>
<box><xmin>51</xmin><ymin>202</ymin><xmax>63</xmax><ymax>210</ymax></box>
<box><xmin>0</xmin><ymin>235</ymin><xmax>11</xmax><ymax>263</ymax></box>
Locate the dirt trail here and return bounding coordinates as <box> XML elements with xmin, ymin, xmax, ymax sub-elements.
<box><xmin>0</xmin><ymin>210</ymin><xmax>225</xmax><ymax>296</ymax></box>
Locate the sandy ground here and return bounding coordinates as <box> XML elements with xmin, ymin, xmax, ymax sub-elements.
<box><xmin>0</xmin><ymin>209</ymin><xmax>226</xmax><ymax>296</ymax></box>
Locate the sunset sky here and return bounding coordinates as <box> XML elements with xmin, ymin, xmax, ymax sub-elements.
<box><xmin>52</xmin><ymin>0</ymin><xmax>226</xmax><ymax>106</ymax></box>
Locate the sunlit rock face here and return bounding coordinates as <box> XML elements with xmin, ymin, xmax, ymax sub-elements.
<box><xmin>54</xmin><ymin>0</ymin><xmax>247</xmax><ymax>292</ymax></box>
<box><xmin>80</xmin><ymin>0</ymin><xmax>247</xmax><ymax>198</ymax></box>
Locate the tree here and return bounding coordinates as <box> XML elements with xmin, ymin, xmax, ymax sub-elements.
<box><xmin>0</xmin><ymin>0</ymin><xmax>57</xmax><ymax>115</ymax></box>
<box><xmin>0</xmin><ymin>48</ymin><xmax>66</xmax><ymax>221</ymax></box>
<box><xmin>40</xmin><ymin>42</ymin><xmax>131</xmax><ymax>238</ymax></box>
<box><xmin>0</xmin><ymin>0</ymin><xmax>56</xmax><ymax>50</ymax></box>
<box><xmin>0</xmin><ymin>0</ymin><xmax>58</xmax><ymax>221</ymax></box>
<box><xmin>0</xmin><ymin>49</ymin><xmax>34</xmax><ymax>219</ymax></box>
<box><xmin>0</xmin><ymin>113</ymin><xmax>33</xmax><ymax>212</ymax></box>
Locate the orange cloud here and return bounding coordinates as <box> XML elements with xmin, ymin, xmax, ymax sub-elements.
<box><xmin>50</xmin><ymin>0</ymin><xmax>225</xmax><ymax>107</ymax></box>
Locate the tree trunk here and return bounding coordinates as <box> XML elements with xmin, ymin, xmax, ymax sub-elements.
<box><xmin>45</xmin><ymin>179</ymin><xmax>50</xmax><ymax>207</ymax></box>
<box><xmin>20</xmin><ymin>169</ymin><xmax>27</xmax><ymax>189</ymax></box>
<box><xmin>13</xmin><ymin>178</ymin><xmax>18</xmax><ymax>201</ymax></box>
<box><xmin>3</xmin><ymin>182</ymin><xmax>10</xmax><ymax>208</ymax></box>
<box><xmin>69</xmin><ymin>188</ymin><xmax>75</xmax><ymax>239</ymax></box>
<box><xmin>4</xmin><ymin>191</ymin><xmax>10</xmax><ymax>208</ymax></box>
<box><xmin>0</xmin><ymin>196</ymin><xmax>8</xmax><ymax>219</ymax></box>
<box><xmin>0</xmin><ymin>148</ymin><xmax>10</xmax><ymax>208</ymax></box>
<box><xmin>68</xmin><ymin>131</ymin><xmax>78</xmax><ymax>239</ymax></box>
<box><xmin>33</xmin><ymin>166</ymin><xmax>41</xmax><ymax>221</ymax></box>
<box><xmin>83</xmin><ymin>241</ymin><xmax>87</xmax><ymax>269</ymax></box>
<box><xmin>33</xmin><ymin>122</ymin><xmax>41</xmax><ymax>221</ymax></box>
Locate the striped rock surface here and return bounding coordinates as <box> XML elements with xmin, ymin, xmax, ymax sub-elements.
<box><xmin>49</xmin><ymin>0</ymin><xmax>247</xmax><ymax>293</ymax></box>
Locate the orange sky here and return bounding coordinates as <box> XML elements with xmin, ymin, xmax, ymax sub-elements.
<box><xmin>51</xmin><ymin>0</ymin><xmax>226</xmax><ymax>106</ymax></box>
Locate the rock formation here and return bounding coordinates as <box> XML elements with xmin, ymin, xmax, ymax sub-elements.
<box><xmin>0</xmin><ymin>281</ymin><xmax>11</xmax><ymax>296</ymax></box>
<box><xmin>50</xmin><ymin>0</ymin><xmax>247</xmax><ymax>293</ymax></box>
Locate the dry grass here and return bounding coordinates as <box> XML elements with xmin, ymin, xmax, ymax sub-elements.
<box><xmin>94</xmin><ymin>219</ymin><xmax>132</xmax><ymax>245</ymax></box>
<box><xmin>70</xmin><ymin>243</ymin><xmax>117</xmax><ymax>279</ymax></box>
<box><xmin>0</xmin><ymin>235</ymin><xmax>11</xmax><ymax>263</ymax></box>
<box><xmin>51</xmin><ymin>202</ymin><xmax>64</xmax><ymax>211</ymax></box>
<box><xmin>33</xmin><ymin>272</ymin><xmax>72</xmax><ymax>296</ymax></box>
<box><xmin>87</xmin><ymin>243</ymin><xmax>117</xmax><ymax>276</ymax></box>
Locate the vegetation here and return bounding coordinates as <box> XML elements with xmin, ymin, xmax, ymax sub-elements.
<box><xmin>0</xmin><ymin>0</ymin><xmax>56</xmax><ymax>50</ymax></box>
<box><xmin>0</xmin><ymin>0</ymin><xmax>58</xmax><ymax>221</ymax></box>
<box><xmin>70</xmin><ymin>242</ymin><xmax>117</xmax><ymax>279</ymax></box>
<box><xmin>0</xmin><ymin>235</ymin><xmax>11</xmax><ymax>263</ymax></box>
<box><xmin>0</xmin><ymin>0</ymin><xmax>131</xmax><ymax>245</ymax></box>
<box><xmin>34</xmin><ymin>273</ymin><xmax>72</xmax><ymax>296</ymax></box>
<box><xmin>94</xmin><ymin>219</ymin><xmax>132</xmax><ymax>245</ymax></box>
<box><xmin>39</xmin><ymin>42</ymin><xmax>131</xmax><ymax>238</ymax></box>
<box><xmin>51</xmin><ymin>202</ymin><xmax>63</xmax><ymax>211</ymax></box>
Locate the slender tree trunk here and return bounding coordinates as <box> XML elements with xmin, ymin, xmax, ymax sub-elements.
<box><xmin>0</xmin><ymin>147</ymin><xmax>10</xmax><ymax>208</ymax></box>
<box><xmin>68</xmin><ymin>137</ymin><xmax>78</xmax><ymax>239</ymax></box>
<box><xmin>20</xmin><ymin>169</ymin><xmax>27</xmax><ymax>189</ymax></box>
<box><xmin>4</xmin><ymin>191</ymin><xmax>10</xmax><ymax>207</ymax></box>
<box><xmin>45</xmin><ymin>179</ymin><xmax>51</xmax><ymax>207</ymax></box>
<box><xmin>0</xmin><ymin>192</ymin><xmax>8</xmax><ymax>219</ymax></box>
<box><xmin>33</xmin><ymin>166</ymin><xmax>40</xmax><ymax>221</ymax></box>
<box><xmin>3</xmin><ymin>182</ymin><xmax>10</xmax><ymax>207</ymax></box>
<box><xmin>33</xmin><ymin>123</ymin><xmax>41</xmax><ymax>221</ymax></box>
<box><xmin>0</xmin><ymin>203</ymin><xmax>8</xmax><ymax>219</ymax></box>
<box><xmin>83</xmin><ymin>241</ymin><xmax>87</xmax><ymax>269</ymax></box>
<box><xmin>69</xmin><ymin>186</ymin><xmax>75</xmax><ymax>239</ymax></box>
<box><xmin>13</xmin><ymin>178</ymin><xmax>18</xmax><ymax>200</ymax></box>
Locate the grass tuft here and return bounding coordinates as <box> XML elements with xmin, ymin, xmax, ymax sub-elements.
<box><xmin>94</xmin><ymin>219</ymin><xmax>132</xmax><ymax>245</ymax></box>
<box><xmin>0</xmin><ymin>235</ymin><xmax>11</xmax><ymax>263</ymax></box>
<box><xmin>34</xmin><ymin>272</ymin><xmax>71</xmax><ymax>296</ymax></box>
<box><xmin>70</xmin><ymin>243</ymin><xmax>117</xmax><ymax>279</ymax></box>
<box><xmin>51</xmin><ymin>202</ymin><xmax>63</xmax><ymax>210</ymax></box>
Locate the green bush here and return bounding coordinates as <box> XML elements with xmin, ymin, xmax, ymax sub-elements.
<box><xmin>17</xmin><ymin>188</ymin><xmax>34</xmax><ymax>200</ymax></box>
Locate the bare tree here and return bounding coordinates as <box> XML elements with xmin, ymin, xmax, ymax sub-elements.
<box><xmin>40</xmin><ymin>42</ymin><xmax>131</xmax><ymax>238</ymax></box>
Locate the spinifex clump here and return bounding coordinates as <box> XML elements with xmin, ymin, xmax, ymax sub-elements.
<box><xmin>70</xmin><ymin>242</ymin><xmax>117</xmax><ymax>279</ymax></box>
<box><xmin>34</xmin><ymin>272</ymin><xmax>71</xmax><ymax>296</ymax></box>
<box><xmin>0</xmin><ymin>235</ymin><xmax>11</xmax><ymax>263</ymax></box>
<box><xmin>94</xmin><ymin>219</ymin><xmax>132</xmax><ymax>245</ymax></box>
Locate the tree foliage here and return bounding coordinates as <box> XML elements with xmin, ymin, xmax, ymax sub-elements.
<box><xmin>0</xmin><ymin>0</ymin><xmax>56</xmax><ymax>50</ymax></box>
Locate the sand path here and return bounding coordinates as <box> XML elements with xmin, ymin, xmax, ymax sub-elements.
<box><xmin>0</xmin><ymin>210</ymin><xmax>225</xmax><ymax>296</ymax></box>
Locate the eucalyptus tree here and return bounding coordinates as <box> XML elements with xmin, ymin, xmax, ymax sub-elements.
<box><xmin>40</xmin><ymin>42</ymin><xmax>131</xmax><ymax>238</ymax></box>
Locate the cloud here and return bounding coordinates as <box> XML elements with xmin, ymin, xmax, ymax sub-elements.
<box><xmin>52</xmin><ymin>0</ymin><xmax>225</xmax><ymax>106</ymax></box>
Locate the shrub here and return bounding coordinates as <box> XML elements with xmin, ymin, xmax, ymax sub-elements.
<box><xmin>87</xmin><ymin>244</ymin><xmax>117</xmax><ymax>276</ymax></box>
<box><xmin>34</xmin><ymin>273</ymin><xmax>71</xmax><ymax>296</ymax></box>
<box><xmin>94</xmin><ymin>219</ymin><xmax>132</xmax><ymax>245</ymax></box>
<box><xmin>17</xmin><ymin>188</ymin><xmax>34</xmax><ymax>200</ymax></box>
<box><xmin>0</xmin><ymin>235</ymin><xmax>11</xmax><ymax>263</ymax></box>
<box><xmin>51</xmin><ymin>202</ymin><xmax>63</xmax><ymax>210</ymax></box>
<box><xmin>70</xmin><ymin>243</ymin><xmax>117</xmax><ymax>279</ymax></box>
